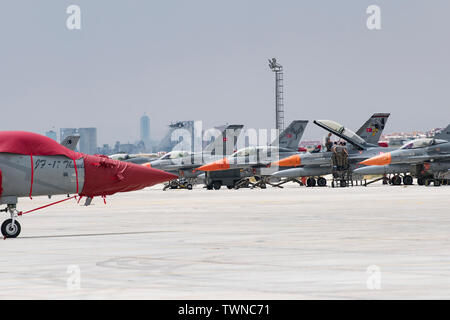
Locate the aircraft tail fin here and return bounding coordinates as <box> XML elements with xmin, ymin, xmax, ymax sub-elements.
<box><xmin>60</xmin><ymin>135</ymin><xmax>80</xmax><ymax>151</ymax></box>
<box><xmin>356</xmin><ymin>113</ymin><xmax>390</xmax><ymax>145</ymax></box>
<box><xmin>203</xmin><ymin>124</ymin><xmax>244</xmax><ymax>156</ymax></box>
<box><xmin>271</xmin><ymin>120</ymin><xmax>308</xmax><ymax>150</ymax></box>
<box><xmin>433</xmin><ymin>124</ymin><xmax>450</xmax><ymax>141</ymax></box>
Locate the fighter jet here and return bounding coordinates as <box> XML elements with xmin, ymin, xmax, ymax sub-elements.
<box><xmin>196</xmin><ymin>120</ymin><xmax>309</xmax><ymax>189</ymax></box>
<box><xmin>141</xmin><ymin>124</ymin><xmax>244</xmax><ymax>189</ymax></box>
<box><xmin>0</xmin><ymin>131</ymin><xmax>177</xmax><ymax>238</ymax></box>
<box><xmin>269</xmin><ymin>113</ymin><xmax>392</xmax><ymax>187</ymax></box>
<box><xmin>355</xmin><ymin>125</ymin><xmax>450</xmax><ymax>186</ymax></box>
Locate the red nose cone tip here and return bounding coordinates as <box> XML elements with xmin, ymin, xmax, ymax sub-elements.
<box><xmin>81</xmin><ymin>156</ymin><xmax>178</xmax><ymax>197</ymax></box>
<box><xmin>271</xmin><ymin>154</ymin><xmax>301</xmax><ymax>167</ymax></box>
<box><xmin>360</xmin><ymin>152</ymin><xmax>392</xmax><ymax>166</ymax></box>
<box><xmin>146</xmin><ymin>167</ymin><xmax>178</xmax><ymax>184</ymax></box>
<box><xmin>197</xmin><ymin>157</ymin><xmax>230</xmax><ymax>171</ymax></box>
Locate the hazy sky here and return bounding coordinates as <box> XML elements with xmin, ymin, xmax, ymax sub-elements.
<box><xmin>1</xmin><ymin>1</ymin><xmax>449</xmax><ymax>145</ymax></box>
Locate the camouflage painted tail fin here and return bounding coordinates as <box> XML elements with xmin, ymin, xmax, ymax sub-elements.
<box><xmin>60</xmin><ymin>135</ymin><xmax>80</xmax><ymax>151</ymax></box>
<box><xmin>356</xmin><ymin>113</ymin><xmax>390</xmax><ymax>145</ymax></box>
<box><xmin>271</xmin><ymin>120</ymin><xmax>308</xmax><ymax>150</ymax></box>
<box><xmin>433</xmin><ymin>124</ymin><xmax>450</xmax><ymax>141</ymax></box>
<box><xmin>203</xmin><ymin>124</ymin><xmax>244</xmax><ymax>156</ymax></box>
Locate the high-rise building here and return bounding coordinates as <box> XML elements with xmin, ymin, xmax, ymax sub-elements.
<box><xmin>78</xmin><ymin>128</ymin><xmax>98</xmax><ymax>155</ymax></box>
<box><xmin>45</xmin><ymin>130</ymin><xmax>57</xmax><ymax>141</ymax></box>
<box><xmin>140</xmin><ymin>114</ymin><xmax>151</xmax><ymax>150</ymax></box>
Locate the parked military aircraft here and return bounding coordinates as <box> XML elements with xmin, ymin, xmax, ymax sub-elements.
<box><xmin>355</xmin><ymin>126</ymin><xmax>450</xmax><ymax>186</ymax></box>
<box><xmin>270</xmin><ymin>113</ymin><xmax>391</xmax><ymax>187</ymax></box>
<box><xmin>196</xmin><ymin>120</ymin><xmax>309</xmax><ymax>189</ymax></box>
<box><xmin>141</xmin><ymin>124</ymin><xmax>244</xmax><ymax>189</ymax></box>
<box><xmin>0</xmin><ymin>131</ymin><xmax>177</xmax><ymax>238</ymax></box>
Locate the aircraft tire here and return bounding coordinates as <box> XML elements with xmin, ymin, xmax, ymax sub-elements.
<box><xmin>417</xmin><ymin>178</ymin><xmax>424</xmax><ymax>185</ymax></box>
<box><xmin>227</xmin><ymin>185</ymin><xmax>233</xmax><ymax>190</ymax></box>
<box><xmin>306</xmin><ymin>178</ymin><xmax>316</xmax><ymax>187</ymax></box>
<box><xmin>206</xmin><ymin>185</ymin><xmax>213</xmax><ymax>190</ymax></box>
<box><xmin>213</xmin><ymin>181</ymin><xmax>222</xmax><ymax>190</ymax></box>
<box><xmin>186</xmin><ymin>184</ymin><xmax>193</xmax><ymax>190</ymax></box>
<box><xmin>1</xmin><ymin>219</ymin><xmax>21</xmax><ymax>238</ymax></box>
<box><xmin>403</xmin><ymin>175</ymin><xmax>413</xmax><ymax>185</ymax></box>
<box><xmin>392</xmin><ymin>176</ymin><xmax>402</xmax><ymax>186</ymax></box>
<box><xmin>317</xmin><ymin>177</ymin><xmax>327</xmax><ymax>187</ymax></box>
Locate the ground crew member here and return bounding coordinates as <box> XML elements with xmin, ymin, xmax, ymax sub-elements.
<box><xmin>340</xmin><ymin>141</ymin><xmax>349</xmax><ymax>169</ymax></box>
<box><xmin>335</xmin><ymin>141</ymin><xmax>344</xmax><ymax>170</ymax></box>
<box><xmin>331</xmin><ymin>141</ymin><xmax>338</xmax><ymax>168</ymax></box>
<box><xmin>325</xmin><ymin>133</ymin><xmax>333</xmax><ymax>152</ymax></box>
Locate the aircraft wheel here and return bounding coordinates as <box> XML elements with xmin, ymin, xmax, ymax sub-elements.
<box><xmin>403</xmin><ymin>175</ymin><xmax>413</xmax><ymax>185</ymax></box>
<box><xmin>227</xmin><ymin>185</ymin><xmax>233</xmax><ymax>190</ymax></box>
<box><xmin>392</xmin><ymin>175</ymin><xmax>402</xmax><ymax>186</ymax></box>
<box><xmin>213</xmin><ymin>181</ymin><xmax>222</xmax><ymax>190</ymax></box>
<box><xmin>306</xmin><ymin>178</ymin><xmax>316</xmax><ymax>187</ymax></box>
<box><xmin>317</xmin><ymin>177</ymin><xmax>327</xmax><ymax>187</ymax></box>
<box><xmin>186</xmin><ymin>184</ymin><xmax>193</xmax><ymax>190</ymax></box>
<box><xmin>1</xmin><ymin>219</ymin><xmax>21</xmax><ymax>238</ymax></box>
<box><xmin>417</xmin><ymin>177</ymin><xmax>424</xmax><ymax>185</ymax></box>
<box><xmin>206</xmin><ymin>184</ymin><xmax>213</xmax><ymax>190</ymax></box>
<box><xmin>260</xmin><ymin>183</ymin><xmax>267</xmax><ymax>189</ymax></box>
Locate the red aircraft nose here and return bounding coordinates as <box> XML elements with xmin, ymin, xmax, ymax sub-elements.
<box><xmin>80</xmin><ymin>155</ymin><xmax>178</xmax><ymax>197</ymax></box>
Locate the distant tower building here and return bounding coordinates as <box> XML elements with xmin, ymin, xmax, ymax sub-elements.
<box><xmin>140</xmin><ymin>114</ymin><xmax>151</xmax><ymax>150</ymax></box>
<box><xmin>78</xmin><ymin>128</ymin><xmax>98</xmax><ymax>155</ymax></box>
<box><xmin>60</xmin><ymin>128</ymin><xmax>78</xmax><ymax>142</ymax></box>
<box><xmin>45</xmin><ymin>130</ymin><xmax>57</xmax><ymax>141</ymax></box>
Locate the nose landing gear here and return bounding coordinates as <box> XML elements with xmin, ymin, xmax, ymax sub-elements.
<box><xmin>1</xmin><ymin>204</ymin><xmax>21</xmax><ymax>238</ymax></box>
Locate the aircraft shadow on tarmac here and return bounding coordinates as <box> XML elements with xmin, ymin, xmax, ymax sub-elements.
<box><xmin>17</xmin><ymin>230</ymin><xmax>175</xmax><ymax>240</ymax></box>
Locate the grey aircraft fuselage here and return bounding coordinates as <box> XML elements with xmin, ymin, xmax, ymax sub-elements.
<box><xmin>272</xmin><ymin>146</ymin><xmax>396</xmax><ymax>178</ymax></box>
<box><xmin>0</xmin><ymin>154</ymin><xmax>84</xmax><ymax>205</ymax></box>
<box><xmin>355</xmin><ymin>138</ymin><xmax>450</xmax><ymax>180</ymax></box>
<box><xmin>149</xmin><ymin>151</ymin><xmax>236</xmax><ymax>178</ymax></box>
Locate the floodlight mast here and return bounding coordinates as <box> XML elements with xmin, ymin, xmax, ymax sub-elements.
<box><xmin>268</xmin><ymin>58</ymin><xmax>284</xmax><ymax>132</ymax></box>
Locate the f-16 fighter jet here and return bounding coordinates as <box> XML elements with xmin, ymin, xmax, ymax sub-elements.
<box><xmin>142</xmin><ymin>124</ymin><xmax>244</xmax><ymax>189</ymax></box>
<box><xmin>0</xmin><ymin>131</ymin><xmax>177</xmax><ymax>238</ymax></box>
<box><xmin>269</xmin><ymin>113</ymin><xmax>391</xmax><ymax>187</ymax></box>
<box><xmin>196</xmin><ymin>120</ymin><xmax>308</xmax><ymax>189</ymax></box>
<box><xmin>356</xmin><ymin>125</ymin><xmax>450</xmax><ymax>186</ymax></box>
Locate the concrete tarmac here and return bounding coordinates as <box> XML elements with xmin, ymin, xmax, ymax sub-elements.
<box><xmin>1</xmin><ymin>183</ymin><xmax>449</xmax><ymax>299</ymax></box>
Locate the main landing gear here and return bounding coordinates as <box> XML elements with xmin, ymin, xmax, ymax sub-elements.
<box><xmin>1</xmin><ymin>204</ymin><xmax>21</xmax><ymax>238</ymax></box>
<box><xmin>305</xmin><ymin>177</ymin><xmax>327</xmax><ymax>187</ymax></box>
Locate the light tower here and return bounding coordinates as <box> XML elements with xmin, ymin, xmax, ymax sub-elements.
<box><xmin>268</xmin><ymin>58</ymin><xmax>284</xmax><ymax>131</ymax></box>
